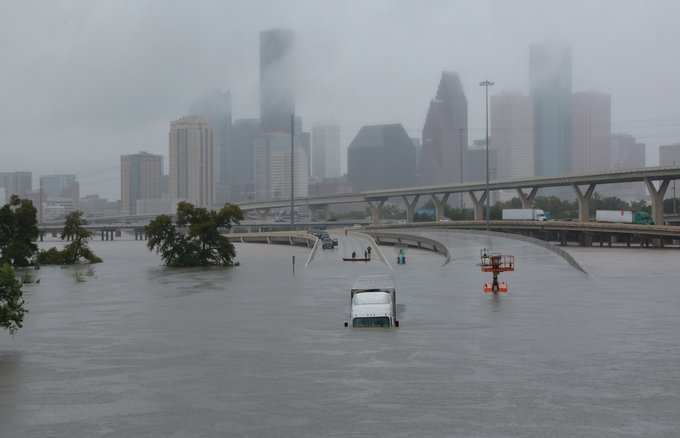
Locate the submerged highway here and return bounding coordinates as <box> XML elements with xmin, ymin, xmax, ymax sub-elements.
<box><xmin>1</xmin><ymin>230</ymin><xmax>679</xmax><ymax>437</ymax></box>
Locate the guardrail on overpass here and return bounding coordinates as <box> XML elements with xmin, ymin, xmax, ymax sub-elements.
<box><xmin>366</xmin><ymin>220</ymin><xmax>680</xmax><ymax>248</ymax></box>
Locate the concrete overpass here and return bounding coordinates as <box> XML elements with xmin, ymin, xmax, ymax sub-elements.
<box><xmin>237</xmin><ymin>166</ymin><xmax>680</xmax><ymax>226</ymax></box>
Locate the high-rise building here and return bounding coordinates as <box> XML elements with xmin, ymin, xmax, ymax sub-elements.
<box><xmin>229</xmin><ymin>118</ymin><xmax>261</xmax><ymax>201</ymax></box>
<box><xmin>659</xmin><ymin>143</ymin><xmax>680</xmax><ymax>166</ymax></box>
<box><xmin>530</xmin><ymin>42</ymin><xmax>572</xmax><ymax>177</ymax></box>
<box><xmin>311</xmin><ymin>124</ymin><xmax>341</xmax><ymax>179</ymax></box>
<box><xmin>570</xmin><ymin>92</ymin><xmax>611</xmax><ymax>173</ymax></box>
<box><xmin>420</xmin><ymin>71</ymin><xmax>468</xmax><ymax>186</ymax></box>
<box><xmin>347</xmin><ymin>124</ymin><xmax>416</xmax><ymax>192</ymax></box>
<box><xmin>491</xmin><ymin>93</ymin><xmax>534</xmax><ymax>180</ymax></box>
<box><xmin>254</xmin><ymin>132</ymin><xmax>308</xmax><ymax>201</ymax></box>
<box><xmin>169</xmin><ymin>116</ymin><xmax>214</xmax><ymax>208</ymax></box>
<box><xmin>610</xmin><ymin>134</ymin><xmax>645</xmax><ymax>170</ymax></box>
<box><xmin>40</xmin><ymin>174</ymin><xmax>79</xmax><ymax>205</ymax></box>
<box><xmin>189</xmin><ymin>90</ymin><xmax>232</xmax><ymax>204</ymax></box>
<box><xmin>120</xmin><ymin>151</ymin><xmax>163</xmax><ymax>215</ymax></box>
<box><xmin>260</xmin><ymin>29</ymin><xmax>295</xmax><ymax>134</ymax></box>
<box><xmin>0</xmin><ymin>171</ymin><xmax>32</xmax><ymax>202</ymax></box>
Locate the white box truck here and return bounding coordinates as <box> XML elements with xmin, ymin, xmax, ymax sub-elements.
<box><xmin>344</xmin><ymin>274</ymin><xmax>398</xmax><ymax>328</ymax></box>
<box><xmin>502</xmin><ymin>209</ymin><xmax>546</xmax><ymax>221</ymax></box>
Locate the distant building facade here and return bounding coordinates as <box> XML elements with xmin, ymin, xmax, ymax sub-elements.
<box><xmin>530</xmin><ymin>42</ymin><xmax>572</xmax><ymax>177</ymax></box>
<box><xmin>189</xmin><ymin>90</ymin><xmax>232</xmax><ymax>204</ymax></box>
<box><xmin>79</xmin><ymin>195</ymin><xmax>120</xmax><ymax>217</ymax></box>
<box><xmin>491</xmin><ymin>93</ymin><xmax>534</xmax><ymax>181</ymax></box>
<box><xmin>659</xmin><ymin>143</ymin><xmax>680</xmax><ymax>166</ymax></box>
<box><xmin>347</xmin><ymin>124</ymin><xmax>416</xmax><ymax>192</ymax></box>
<box><xmin>260</xmin><ymin>29</ymin><xmax>295</xmax><ymax>134</ymax></box>
<box><xmin>608</xmin><ymin>133</ymin><xmax>646</xmax><ymax>200</ymax></box>
<box><xmin>420</xmin><ymin>71</ymin><xmax>468</xmax><ymax>186</ymax></box>
<box><xmin>254</xmin><ymin>132</ymin><xmax>308</xmax><ymax>201</ymax></box>
<box><xmin>570</xmin><ymin>92</ymin><xmax>611</xmax><ymax>173</ymax></box>
<box><xmin>169</xmin><ymin>116</ymin><xmax>214</xmax><ymax>208</ymax></box>
<box><xmin>0</xmin><ymin>171</ymin><xmax>32</xmax><ymax>202</ymax></box>
<box><xmin>229</xmin><ymin>118</ymin><xmax>261</xmax><ymax>201</ymax></box>
<box><xmin>120</xmin><ymin>151</ymin><xmax>163</xmax><ymax>215</ymax></box>
<box><xmin>311</xmin><ymin>124</ymin><xmax>341</xmax><ymax>179</ymax></box>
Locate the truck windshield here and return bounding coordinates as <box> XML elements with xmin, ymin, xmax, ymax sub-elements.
<box><xmin>352</xmin><ymin>317</ymin><xmax>391</xmax><ymax>328</ymax></box>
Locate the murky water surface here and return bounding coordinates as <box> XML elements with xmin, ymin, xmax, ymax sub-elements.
<box><xmin>1</xmin><ymin>232</ymin><xmax>679</xmax><ymax>437</ymax></box>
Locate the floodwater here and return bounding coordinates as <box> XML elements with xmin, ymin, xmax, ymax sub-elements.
<box><xmin>1</xmin><ymin>231</ymin><xmax>679</xmax><ymax>437</ymax></box>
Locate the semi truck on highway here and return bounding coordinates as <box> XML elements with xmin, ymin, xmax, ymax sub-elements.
<box><xmin>344</xmin><ymin>274</ymin><xmax>398</xmax><ymax>328</ymax></box>
<box><xmin>502</xmin><ymin>208</ymin><xmax>547</xmax><ymax>221</ymax></box>
<box><xmin>595</xmin><ymin>210</ymin><xmax>654</xmax><ymax>225</ymax></box>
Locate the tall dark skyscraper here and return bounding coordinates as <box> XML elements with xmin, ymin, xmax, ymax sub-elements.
<box><xmin>420</xmin><ymin>71</ymin><xmax>468</xmax><ymax>186</ymax></box>
<box><xmin>260</xmin><ymin>28</ymin><xmax>295</xmax><ymax>134</ymax></box>
<box><xmin>530</xmin><ymin>43</ymin><xmax>572</xmax><ymax>177</ymax></box>
<box><xmin>189</xmin><ymin>90</ymin><xmax>232</xmax><ymax>204</ymax></box>
<box><xmin>348</xmin><ymin>124</ymin><xmax>416</xmax><ymax>192</ymax></box>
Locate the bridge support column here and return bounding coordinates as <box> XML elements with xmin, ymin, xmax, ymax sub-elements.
<box><xmin>468</xmin><ymin>191</ymin><xmax>488</xmax><ymax>221</ymax></box>
<box><xmin>431</xmin><ymin>193</ymin><xmax>450</xmax><ymax>222</ymax></box>
<box><xmin>644</xmin><ymin>178</ymin><xmax>670</xmax><ymax>226</ymax></box>
<box><xmin>573</xmin><ymin>184</ymin><xmax>596</xmax><ymax>222</ymax></box>
<box><xmin>401</xmin><ymin>195</ymin><xmax>420</xmax><ymax>223</ymax></box>
<box><xmin>367</xmin><ymin>198</ymin><xmax>387</xmax><ymax>225</ymax></box>
<box><xmin>516</xmin><ymin>187</ymin><xmax>539</xmax><ymax>209</ymax></box>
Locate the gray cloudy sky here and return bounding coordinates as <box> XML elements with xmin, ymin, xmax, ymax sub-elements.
<box><xmin>2</xmin><ymin>0</ymin><xmax>680</xmax><ymax>199</ymax></box>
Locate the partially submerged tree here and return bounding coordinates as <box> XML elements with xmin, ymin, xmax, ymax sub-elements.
<box><xmin>0</xmin><ymin>195</ymin><xmax>39</xmax><ymax>267</ymax></box>
<box><xmin>38</xmin><ymin>211</ymin><xmax>102</xmax><ymax>265</ymax></box>
<box><xmin>146</xmin><ymin>202</ymin><xmax>243</xmax><ymax>267</ymax></box>
<box><xmin>0</xmin><ymin>264</ymin><xmax>26</xmax><ymax>334</ymax></box>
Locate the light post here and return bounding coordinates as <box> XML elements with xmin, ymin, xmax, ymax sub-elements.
<box><xmin>290</xmin><ymin>113</ymin><xmax>295</xmax><ymax>226</ymax></box>
<box><xmin>479</xmin><ymin>80</ymin><xmax>494</xmax><ymax>230</ymax></box>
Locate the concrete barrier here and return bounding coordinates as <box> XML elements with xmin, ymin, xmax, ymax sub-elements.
<box><xmin>360</xmin><ymin>230</ymin><xmax>451</xmax><ymax>266</ymax></box>
<box><xmin>226</xmin><ymin>231</ymin><xmax>317</xmax><ymax>248</ymax></box>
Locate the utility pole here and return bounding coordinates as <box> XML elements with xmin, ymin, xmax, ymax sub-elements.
<box><xmin>291</xmin><ymin>113</ymin><xmax>295</xmax><ymax>226</ymax></box>
<box><xmin>674</xmin><ymin>160</ymin><xmax>678</xmax><ymax>214</ymax></box>
<box><xmin>479</xmin><ymin>80</ymin><xmax>494</xmax><ymax>230</ymax></box>
<box><xmin>459</xmin><ymin>127</ymin><xmax>464</xmax><ymax>209</ymax></box>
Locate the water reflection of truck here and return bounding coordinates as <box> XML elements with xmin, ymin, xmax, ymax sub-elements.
<box><xmin>502</xmin><ymin>208</ymin><xmax>547</xmax><ymax>221</ymax></box>
<box><xmin>595</xmin><ymin>210</ymin><xmax>654</xmax><ymax>225</ymax></box>
<box><xmin>344</xmin><ymin>274</ymin><xmax>399</xmax><ymax>328</ymax></box>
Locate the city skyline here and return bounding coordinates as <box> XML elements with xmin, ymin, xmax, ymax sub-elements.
<box><xmin>3</xmin><ymin>1</ymin><xmax>680</xmax><ymax>199</ymax></box>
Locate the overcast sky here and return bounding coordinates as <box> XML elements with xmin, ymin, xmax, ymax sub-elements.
<box><xmin>2</xmin><ymin>0</ymin><xmax>680</xmax><ymax>199</ymax></box>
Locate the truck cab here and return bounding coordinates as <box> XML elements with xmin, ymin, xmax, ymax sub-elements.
<box><xmin>345</xmin><ymin>274</ymin><xmax>398</xmax><ymax>328</ymax></box>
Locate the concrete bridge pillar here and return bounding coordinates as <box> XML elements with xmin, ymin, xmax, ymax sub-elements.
<box><xmin>468</xmin><ymin>191</ymin><xmax>488</xmax><ymax>221</ymax></box>
<box><xmin>516</xmin><ymin>187</ymin><xmax>539</xmax><ymax>209</ymax></box>
<box><xmin>573</xmin><ymin>184</ymin><xmax>596</xmax><ymax>222</ymax></box>
<box><xmin>367</xmin><ymin>198</ymin><xmax>387</xmax><ymax>225</ymax></box>
<box><xmin>644</xmin><ymin>178</ymin><xmax>671</xmax><ymax>226</ymax></box>
<box><xmin>431</xmin><ymin>193</ymin><xmax>450</xmax><ymax>222</ymax></box>
<box><xmin>402</xmin><ymin>195</ymin><xmax>420</xmax><ymax>223</ymax></box>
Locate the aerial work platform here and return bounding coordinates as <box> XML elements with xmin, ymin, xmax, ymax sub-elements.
<box><xmin>480</xmin><ymin>249</ymin><xmax>515</xmax><ymax>294</ymax></box>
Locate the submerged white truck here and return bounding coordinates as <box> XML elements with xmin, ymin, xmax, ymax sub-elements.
<box><xmin>344</xmin><ymin>274</ymin><xmax>399</xmax><ymax>328</ymax></box>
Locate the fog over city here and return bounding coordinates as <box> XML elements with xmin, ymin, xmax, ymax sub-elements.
<box><xmin>2</xmin><ymin>0</ymin><xmax>680</xmax><ymax>198</ymax></box>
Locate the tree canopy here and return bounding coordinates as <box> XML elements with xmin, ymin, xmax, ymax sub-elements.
<box><xmin>0</xmin><ymin>195</ymin><xmax>39</xmax><ymax>267</ymax></box>
<box><xmin>38</xmin><ymin>211</ymin><xmax>102</xmax><ymax>265</ymax></box>
<box><xmin>146</xmin><ymin>202</ymin><xmax>243</xmax><ymax>267</ymax></box>
<box><xmin>0</xmin><ymin>264</ymin><xmax>26</xmax><ymax>334</ymax></box>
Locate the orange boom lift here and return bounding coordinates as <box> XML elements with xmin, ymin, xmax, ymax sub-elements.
<box><xmin>480</xmin><ymin>249</ymin><xmax>515</xmax><ymax>294</ymax></box>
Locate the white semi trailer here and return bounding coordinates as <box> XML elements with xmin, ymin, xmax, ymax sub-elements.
<box><xmin>345</xmin><ymin>274</ymin><xmax>398</xmax><ymax>328</ymax></box>
<box><xmin>502</xmin><ymin>209</ymin><xmax>547</xmax><ymax>221</ymax></box>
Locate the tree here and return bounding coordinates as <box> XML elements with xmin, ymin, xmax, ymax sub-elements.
<box><xmin>0</xmin><ymin>195</ymin><xmax>39</xmax><ymax>267</ymax></box>
<box><xmin>146</xmin><ymin>202</ymin><xmax>243</xmax><ymax>267</ymax></box>
<box><xmin>0</xmin><ymin>264</ymin><xmax>26</xmax><ymax>334</ymax></box>
<box><xmin>37</xmin><ymin>211</ymin><xmax>102</xmax><ymax>265</ymax></box>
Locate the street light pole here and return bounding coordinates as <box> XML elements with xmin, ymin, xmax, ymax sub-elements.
<box><xmin>291</xmin><ymin>113</ymin><xmax>295</xmax><ymax>226</ymax></box>
<box><xmin>479</xmin><ymin>80</ymin><xmax>494</xmax><ymax>230</ymax></box>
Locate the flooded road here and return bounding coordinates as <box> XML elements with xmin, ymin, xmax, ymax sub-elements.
<box><xmin>1</xmin><ymin>232</ymin><xmax>679</xmax><ymax>437</ymax></box>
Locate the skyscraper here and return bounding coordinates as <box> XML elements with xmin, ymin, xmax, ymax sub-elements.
<box><xmin>608</xmin><ymin>134</ymin><xmax>646</xmax><ymax>200</ymax></box>
<box><xmin>120</xmin><ymin>152</ymin><xmax>163</xmax><ymax>215</ymax></box>
<box><xmin>311</xmin><ymin>124</ymin><xmax>341</xmax><ymax>179</ymax></box>
<box><xmin>570</xmin><ymin>92</ymin><xmax>611</xmax><ymax>173</ymax></box>
<box><xmin>169</xmin><ymin>116</ymin><xmax>214</xmax><ymax>208</ymax></box>
<box><xmin>254</xmin><ymin>132</ymin><xmax>308</xmax><ymax>201</ymax></box>
<box><xmin>420</xmin><ymin>71</ymin><xmax>468</xmax><ymax>186</ymax></box>
<box><xmin>189</xmin><ymin>90</ymin><xmax>232</xmax><ymax>204</ymax></box>
<box><xmin>659</xmin><ymin>143</ymin><xmax>680</xmax><ymax>166</ymax></box>
<box><xmin>260</xmin><ymin>29</ymin><xmax>295</xmax><ymax>134</ymax></box>
<box><xmin>348</xmin><ymin>124</ymin><xmax>416</xmax><ymax>192</ymax></box>
<box><xmin>491</xmin><ymin>93</ymin><xmax>534</xmax><ymax>180</ymax></box>
<box><xmin>229</xmin><ymin>118</ymin><xmax>261</xmax><ymax>201</ymax></box>
<box><xmin>530</xmin><ymin>43</ymin><xmax>572</xmax><ymax>177</ymax></box>
<box><xmin>40</xmin><ymin>174</ymin><xmax>79</xmax><ymax>205</ymax></box>
<box><xmin>0</xmin><ymin>172</ymin><xmax>32</xmax><ymax>202</ymax></box>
